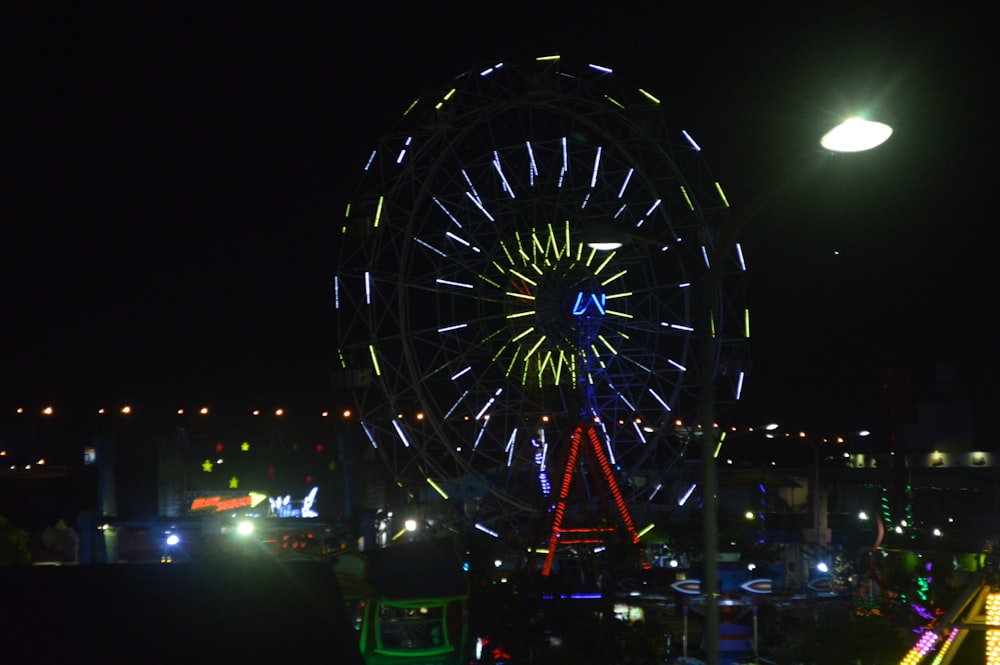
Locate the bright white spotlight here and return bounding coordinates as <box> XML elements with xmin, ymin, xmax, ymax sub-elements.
<box><xmin>237</xmin><ymin>520</ymin><xmax>255</xmax><ymax>536</ymax></box>
<box><xmin>404</xmin><ymin>519</ymin><xmax>418</xmax><ymax>532</ymax></box>
<box><xmin>821</xmin><ymin>117</ymin><xmax>893</xmax><ymax>153</ymax></box>
<box><xmin>165</xmin><ymin>534</ymin><xmax>180</xmax><ymax>546</ymax></box>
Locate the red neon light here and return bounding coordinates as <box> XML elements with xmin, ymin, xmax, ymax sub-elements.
<box><xmin>541</xmin><ymin>424</ymin><xmax>643</xmax><ymax>576</ymax></box>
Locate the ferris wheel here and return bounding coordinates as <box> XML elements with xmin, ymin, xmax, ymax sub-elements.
<box><xmin>335</xmin><ymin>56</ymin><xmax>749</xmax><ymax>548</ymax></box>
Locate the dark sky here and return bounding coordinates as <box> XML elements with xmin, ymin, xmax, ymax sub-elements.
<box><xmin>3</xmin><ymin>4</ymin><xmax>996</xmax><ymax>436</ymax></box>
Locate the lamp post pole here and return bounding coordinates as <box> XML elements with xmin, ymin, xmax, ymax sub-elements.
<box><xmin>697</xmin><ymin>117</ymin><xmax>892</xmax><ymax>665</ymax></box>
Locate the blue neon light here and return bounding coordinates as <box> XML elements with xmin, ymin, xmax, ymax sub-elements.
<box><xmin>572</xmin><ymin>291</ymin><xmax>606</xmax><ymax>316</ymax></box>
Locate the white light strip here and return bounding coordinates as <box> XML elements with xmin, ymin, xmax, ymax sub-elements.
<box><xmin>466</xmin><ymin>191</ymin><xmax>496</xmax><ymax>222</ymax></box>
<box><xmin>682</xmin><ymin>130</ymin><xmax>702</xmax><ymax>152</ymax></box>
<box><xmin>333</xmin><ymin>275</ymin><xmax>340</xmax><ymax>310</ymax></box>
<box><xmin>361</xmin><ymin>421</ymin><xmax>378</xmax><ymax>449</ymax></box>
<box><xmin>461</xmin><ymin>169</ymin><xmax>482</xmax><ymax>205</ymax></box>
<box><xmin>590</xmin><ymin>146</ymin><xmax>602</xmax><ymax>188</ymax></box>
<box><xmin>438</xmin><ymin>323</ymin><xmax>468</xmax><ymax>333</ymax></box>
<box><xmin>432</xmin><ymin>197</ymin><xmax>463</xmax><ymax>228</ymax></box>
<box><xmin>645</xmin><ymin>199</ymin><xmax>662</xmax><ymax>216</ymax></box>
<box><xmin>526</xmin><ymin>141</ymin><xmax>538</xmax><ymax>184</ymax></box>
<box><xmin>474</xmin><ymin>523</ymin><xmax>499</xmax><ymax>538</ymax></box>
<box><xmin>735</xmin><ymin>370</ymin><xmax>745</xmax><ymax>400</ymax></box>
<box><xmin>662</xmin><ymin>322</ymin><xmax>694</xmax><ymax>332</ymax></box>
<box><xmin>450</xmin><ymin>366</ymin><xmax>472</xmax><ymax>381</ymax></box>
<box><xmin>648</xmin><ymin>388</ymin><xmax>672</xmax><ymax>412</ymax></box>
<box><xmin>736</xmin><ymin>242</ymin><xmax>747</xmax><ymax>271</ymax></box>
<box><xmin>444</xmin><ymin>390</ymin><xmax>469</xmax><ymax>419</ymax></box>
<box><xmin>436</xmin><ymin>278</ymin><xmax>474</xmax><ymax>289</ymax></box>
<box><xmin>391</xmin><ymin>420</ymin><xmax>411</xmax><ymax>447</ymax></box>
<box><xmin>588</xmin><ymin>63</ymin><xmax>613</xmax><ymax>74</ymax></box>
<box><xmin>678</xmin><ymin>483</ymin><xmax>696</xmax><ymax>506</ymax></box>
<box><xmin>617</xmin><ymin>168</ymin><xmax>634</xmax><ymax>199</ymax></box>
<box><xmin>363</xmin><ymin>150</ymin><xmax>376</xmax><ymax>171</ymax></box>
<box><xmin>632</xmin><ymin>421</ymin><xmax>648</xmax><ymax>444</ymax></box>
<box><xmin>446</xmin><ymin>231</ymin><xmax>472</xmax><ymax>247</ymax></box>
<box><xmin>364</xmin><ymin>271</ymin><xmax>372</xmax><ymax>304</ymax></box>
<box><xmin>414</xmin><ymin>237</ymin><xmax>448</xmax><ymax>258</ymax></box>
<box><xmin>493</xmin><ymin>151</ymin><xmax>515</xmax><ymax>199</ymax></box>
<box><xmin>475</xmin><ymin>387</ymin><xmax>503</xmax><ymax>420</ymax></box>
<box><xmin>668</xmin><ymin>359</ymin><xmax>687</xmax><ymax>372</ymax></box>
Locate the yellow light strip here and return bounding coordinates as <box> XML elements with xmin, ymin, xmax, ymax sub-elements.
<box><xmin>426</xmin><ymin>477</ymin><xmax>449</xmax><ymax>500</ymax></box>
<box><xmin>606</xmin><ymin>310</ymin><xmax>633</xmax><ymax>319</ymax></box>
<box><xmin>509</xmin><ymin>269</ymin><xmax>537</xmax><ymax>286</ymax></box>
<box><xmin>679</xmin><ymin>186</ymin><xmax>694</xmax><ymax>211</ymax></box>
<box><xmin>601</xmin><ymin>269</ymin><xmax>627</xmax><ymax>286</ymax></box>
<box><xmin>593</xmin><ymin>250</ymin><xmax>616</xmax><ymax>275</ymax></box>
<box><xmin>373</xmin><ymin>195</ymin><xmax>384</xmax><ymax>228</ymax></box>
<box><xmin>511</xmin><ymin>327</ymin><xmax>535</xmax><ymax>342</ymax></box>
<box><xmin>368</xmin><ymin>344</ymin><xmax>382</xmax><ymax>376</ymax></box>
<box><xmin>714</xmin><ymin>181</ymin><xmax>730</xmax><ymax>207</ymax></box>
<box><xmin>637</xmin><ymin>89</ymin><xmax>661</xmax><ymax>104</ymax></box>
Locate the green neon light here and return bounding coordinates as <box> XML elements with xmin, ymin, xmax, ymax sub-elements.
<box><xmin>373</xmin><ymin>195</ymin><xmax>384</xmax><ymax>228</ymax></box>
<box><xmin>604</xmin><ymin>94</ymin><xmax>624</xmax><ymax>109</ymax></box>
<box><xmin>344</xmin><ymin>202</ymin><xmax>352</xmax><ymax>218</ymax></box>
<box><xmin>744</xmin><ymin>308</ymin><xmax>751</xmax><ymax>338</ymax></box>
<box><xmin>506</xmin><ymin>310</ymin><xmax>534</xmax><ymax>319</ymax></box>
<box><xmin>491</xmin><ymin>343</ymin><xmax>509</xmax><ymax>362</ymax></box>
<box><xmin>637</xmin><ymin>523</ymin><xmax>656</xmax><ymax>538</ymax></box>
<box><xmin>536</xmin><ymin>54</ymin><xmax>560</xmax><ymax>62</ymax></box>
<box><xmin>607</xmin><ymin>291</ymin><xmax>631</xmax><ymax>299</ymax></box>
<box><xmin>499</xmin><ymin>240</ymin><xmax>515</xmax><ymax>266</ymax></box>
<box><xmin>506</xmin><ymin>347</ymin><xmax>520</xmax><ymax>377</ymax></box>
<box><xmin>368</xmin><ymin>345</ymin><xmax>381</xmax><ymax>376</ymax></box>
<box><xmin>403</xmin><ymin>99</ymin><xmax>420</xmax><ymax>116</ymax></box>
<box><xmin>505</xmin><ymin>291</ymin><xmax>535</xmax><ymax>301</ymax></box>
<box><xmin>479</xmin><ymin>274</ymin><xmax>501</xmax><ymax>289</ymax></box>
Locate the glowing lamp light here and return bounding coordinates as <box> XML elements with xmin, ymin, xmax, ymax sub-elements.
<box><xmin>236</xmin><ymin>521</ymin><xmax>255</xmax><ymax>536</ymax></box>
<box><xmin>165</xmin><ymin>533</ymin><xmax>180</xmax><ymax>546</ymax></box>
<box><xmin>404</xmin><ymin>519</ymin><xmax>418</xmax><ymax>532</ymax></box>
<box><xmin>821</xmin><ymin>117</ymin><xmax>893</xmax><ymax>153</ymax></box>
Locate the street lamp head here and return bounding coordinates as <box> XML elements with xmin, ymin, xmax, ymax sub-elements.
<box><xmin>820</xmin><ymin>117</ymin><xmax>893</xmax><ymax>153</ymax></box>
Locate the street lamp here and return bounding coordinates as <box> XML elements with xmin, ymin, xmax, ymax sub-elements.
<box><xmin>588</xmin><ymin>116</ymin><xmax>891</xmax><ymax>665</ymax></box>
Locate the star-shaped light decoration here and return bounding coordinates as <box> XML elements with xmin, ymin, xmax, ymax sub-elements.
<box><xmin>229</xmin><ymin>476</ymin><xmax>239</xmax><ymax>489</ymax></box>
<box><xmin>202</xmin><ymin>459</ymin><xmax>213</xmax><ymax>472</ymax></box>
<box><xmin>241</xmin><ymin>441</ymin><xmax>250</xmax><ymax>452</ymax></box>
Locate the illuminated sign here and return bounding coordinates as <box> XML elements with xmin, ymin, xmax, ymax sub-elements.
<box><xmin>269</xmin><ymin>487</ymin><xmax>319</xmax><ymax>518</ymax></box>
<box><xmin>188</xmin><ymin>492</ymin><xmax>268</xmax><ymax>513</ymax></box>
<box><xmin>571</xmin><ymin>291</ymin><xmax>606</xmax><ymax>316</ymax></box>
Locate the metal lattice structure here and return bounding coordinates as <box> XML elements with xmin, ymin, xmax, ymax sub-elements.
<box><xmin>335</xmin><ymin>56</ymin><xmax>749</xmax><ymax>548</ymax></box>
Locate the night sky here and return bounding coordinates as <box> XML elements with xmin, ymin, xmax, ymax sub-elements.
<box><xmin>4</xmin><ymin>4</ymin><xmax>996</xmax><ymax>441</ymax></box>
